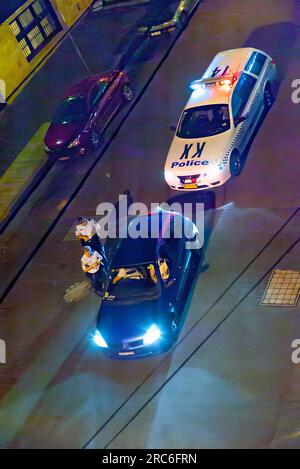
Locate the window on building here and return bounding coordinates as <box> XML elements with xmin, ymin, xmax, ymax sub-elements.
<box><xmin>9</xmin><ymin>0</ymin><xmax>61</xmax><ymax>62</ymax></box>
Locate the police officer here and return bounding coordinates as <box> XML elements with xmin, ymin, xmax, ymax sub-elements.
<box><xmin>81</xmin><ymin>246</ymin><xmax>106</xmax><ymax>295</ymax></box>
<box><xmin>75</xmin><ymin>216</ymin><xmax>107</xmax><ymax>264</ymax></box>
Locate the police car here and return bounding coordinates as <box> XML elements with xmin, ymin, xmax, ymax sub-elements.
<box><xmin>164</xmin><ymin>47</ymin><xmax>276</xmax><ymax>191</ymax></box>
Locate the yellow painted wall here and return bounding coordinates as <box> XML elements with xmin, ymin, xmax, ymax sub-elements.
<box><xmin>0</xmin><ymin>0</ymin><xmax>92</xmax><ymax>101</ymax></box>
<box><xmin>53</xmin><ymin>0</ymin><xmax>93</xmax><ymax>27</ymax></box>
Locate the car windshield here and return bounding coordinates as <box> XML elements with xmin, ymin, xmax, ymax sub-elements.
<box><xmin>141</xmin><ymin>2</ymin><xmax>178</xmax><ymax>27</ymax></box>
<box><xmin>104</xmin><ymin>264</ymin><xmax>159</xmax><ymax>304</ymax></box>
<box><xmin>53</xmin><ymin>95</ymin><xmax>87</xmax><ymax>124</ymax></box>
<box><xmin>176</xmin><ymin>104</ymin><xmax>231</xmax><ymax>138</ymax></box>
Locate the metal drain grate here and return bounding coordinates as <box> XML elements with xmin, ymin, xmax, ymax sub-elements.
<box><xmin>261</xmin><ymin>269</ymin><xmax>300</xmax><ymax>306</ymax></box>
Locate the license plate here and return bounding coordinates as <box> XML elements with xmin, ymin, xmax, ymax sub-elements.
<box><xmin>183</xmin><ymin>183</ymin><xmax>198</xmax><ymax>189</ymax></box>
<box><xmin>118</xmin><ymin>351</ymin><xmax>135</xmax><ymax>356</ymax></box>
<box><xmin>59</xmin><ymin>156</ymin><xmax>70</xmax><ymax>161</ymax></box>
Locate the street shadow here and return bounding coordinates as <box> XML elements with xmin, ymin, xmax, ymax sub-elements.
<box><xmin>115</xmin><ymin>23</ymin><xmax>174</xmax><ymax>69</ymax></box>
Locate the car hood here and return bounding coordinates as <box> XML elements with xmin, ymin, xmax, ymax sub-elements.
<box><xmin>44</xmin><ymin>121</ymin><xmax>84</xmax><ymax>149</ymax></box>
<box><xmin>164</xmin><ymin>131</ymin><xmax>233</xmax><ymax>176</ymax></box>
<box><xmin>97</xmin><ymin>297</ymin><xmax>166</xmax><ymax>345</ymax></box>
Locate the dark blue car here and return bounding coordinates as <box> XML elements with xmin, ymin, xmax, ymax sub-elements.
<box><xmin>93</xmin><ymin>210</ymin><xmax>202</xmax><ymax>359</ymax></box>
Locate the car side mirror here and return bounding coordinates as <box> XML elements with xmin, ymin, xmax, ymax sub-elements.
<box><xmin>169</xmin><ymin>125</ymin><xmax>176</xmax><ymax>132</ymax></box>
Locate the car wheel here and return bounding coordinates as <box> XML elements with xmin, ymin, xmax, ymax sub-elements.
<box><xmin>169</xmin><ymin>315</ymin><xmax>179</xmax><ymax>340</ymax></box>
<box><xmin>191</xmin><ymin>232</ymin><xmax>202</xmax><ymax>257</ymax></box>
<box><xmin>122</xmin><ymin>83</ymin><xmax>133</xmax><ymax>102</ymax></box>
<box><xmin>264</xmin><ymin>82</ymin><xmax>274</xmax><ymax>110</ymax></box>
<box><xmin>229</xmin><ymin>149</ymin><xmax>241</xmax><ymax>177</ymax></box>
<box><xmin>89</xmin><ymin>128</ymin><xmax>101</xmax><ymax>150</ymax></box>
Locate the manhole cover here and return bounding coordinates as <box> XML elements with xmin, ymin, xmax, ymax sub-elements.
<box><xmin>261</xmin><ymin>269</ymin><xmax>300</xmax><ymax>307</ymax></box>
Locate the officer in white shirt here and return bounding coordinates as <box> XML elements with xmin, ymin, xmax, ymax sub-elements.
<box><xmin>75</xmin><ymin>216</ymin><xmax>107</xmax><ymax>264</ymax></box>
<box><xmin>81</xmin><ymin>246</ymin><xmax>105</xmax><ymax>294</ymax></box>
<box><xmin>81</xmin><ymin>246</ymin><xmax>102</xmax><ymax>274</ymax></box>
<box><xmin>75</xmin><ymin>217</ymin><xmax>97</xmax><ymax>243</ymax></box>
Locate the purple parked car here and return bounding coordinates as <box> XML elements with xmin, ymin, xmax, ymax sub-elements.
<box><xmin>44</xmin><ymin>70</ymin><xmax>133</xmax><ymax>160</ymax></box>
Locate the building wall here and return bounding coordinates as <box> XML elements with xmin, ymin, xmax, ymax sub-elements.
<box><xmin>0</xmin><ymin>0</ymin><xmax>93</xmax><ymax>101</ymax></box>
<box><xmin>53</xmin><ymin>0</ymin><xmax>93</xmax><ymax>27</ymax></box>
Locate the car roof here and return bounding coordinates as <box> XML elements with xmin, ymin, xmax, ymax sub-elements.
<box><xmin>186</xmin><ymin>47</ymin><xmax>266</xmax><ymax>109</ymax></box>
<box><xmin>63</xmin><ymin>72</ymin><xmax>113</xmax><ymax>99</ymax></box>
<box><xmin>111</xmin><ymin>212</ymin><xmax>172</xmax><ymax>268</ymax></box>
<box><xmin>111</xmin><ymin>237</ymin><xmax>158</xmax><ymax>268</ymax></box>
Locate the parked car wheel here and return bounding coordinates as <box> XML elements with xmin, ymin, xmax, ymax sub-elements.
<box><xmin>89</xmin><ymin>128</ymin><xmax>102</xmax><ymax>150</ymax></box>
<box><xmin>122</xmin><ymin>83</ymin><xmax>133</xmax><ymax>102</ymax></box>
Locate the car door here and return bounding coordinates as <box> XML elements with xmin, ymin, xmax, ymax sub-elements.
<box><xmin>164</xmin><ymin>229</ymin><xmax>191</xmax><ymax>308</ymax></box>
<box><xmin>231</xmin><ymin>71</ymin><xmax>259</xmax><ymax>153</ymax></box>
<box><xmin>157</xmin><ymin>247</ymin><xmax>178</xmax><ymax>310</ymax></box>
<box><xmin>177</xmin><ymin>237</ymin><xmax>193</xmax><ymax>300</ymax></box>
<box><xmin>88</xmin><ymin>80</ymin><xmax>111</xmax><ymax>132</ymax></box>
<box><xmin>103</xmin><ymin>72</ymin><xmax>124</xmax><ymax>123</ymax></box>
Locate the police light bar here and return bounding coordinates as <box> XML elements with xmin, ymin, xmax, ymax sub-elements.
<box><xmin>190</xmin><ymin>74</ymin><xmax>237</xmax><ymax>90</ymax></box>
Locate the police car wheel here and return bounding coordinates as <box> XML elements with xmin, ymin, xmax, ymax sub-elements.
<box><xmin>230</xmin><ymin>150</ymin><xmax>241</xmax><ymax>177</ymax></box>
<box><xmin>89</xmin><ymin>129</ymin><xmax>101</xmax><ymax>150</ymax></box>
<box><xmin>264</xmin><ymin>83</ymin><xmax>273</xmax><ymax>109</ymax></box>
<box><xmin>122</xmin><ymin>84</ymin><xmax>133</xmax><ymax>102</ymax></box>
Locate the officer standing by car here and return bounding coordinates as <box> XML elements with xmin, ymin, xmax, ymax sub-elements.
<box><xmin>75</xmin><ymin>216</ymin><xmax>108</xmax><ymax>264</ymax></box>
<box><xmin>80</xmin><ymin>246</ymin><xmax>107</xmax><ymax>295</ymax></box>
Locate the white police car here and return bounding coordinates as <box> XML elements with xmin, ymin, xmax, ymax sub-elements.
<box><xmin>164</xmin><ymin>47</ymin><xmax>276</xmax><ymax>191</ymax></box>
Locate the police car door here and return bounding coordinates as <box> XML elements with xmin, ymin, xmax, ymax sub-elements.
<box><xmin>88</xmin><ymin>81</ymin><xmax>110</xmax><ymax>132</ymax></box>
<box><xmin>231</xmin><ymin>71</ymin><xmax>259</xmax><ymax>154</ymax></box>
<box><xmin>243</xmin><ymin>51</ymin><xmax>269</xmax><ymax>125</ymax></box>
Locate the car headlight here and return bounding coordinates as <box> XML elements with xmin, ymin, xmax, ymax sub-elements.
<box><xmin>164</xmin><ymin>170</ymin><xmax>175</xmax><ymax>181</ymax></box>
<box><xmin>205</xmin><ymin>163</ymin><xmax>224</xmax><ymax>179</ymax></box>
<box><xmin>68</xmin><ymin>138</ymin><xmax>80</xmax><ymax>149</ymax></box>
<box><xmin>93</xmin><ymin>330</ymin><xmax>108</xmax><ymax>348</ymax></box>
<box><xmin>143</xmin><ymin>324</ymin><xmax>161</xmax><ymax>345</ymax></box>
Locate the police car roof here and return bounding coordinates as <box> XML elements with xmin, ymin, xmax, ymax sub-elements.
<box><xmin>203</xmin><ymin>47</ymin><xmax>258</xmax><ymax>80</ymax></box>
<box><xmin>186</xmin><ymin>47</ymin><xmax>261</xmax><ymax>109</ymax></box>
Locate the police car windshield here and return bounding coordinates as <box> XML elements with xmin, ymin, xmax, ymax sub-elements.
<box><xmin>53</xmin><ymin>95</ymin><xmax>87</xmax><ymax>124</ymax></box>
<box><xmin>104</xmin><ymin>264</ymin><xmax>159</xmax><ymax>304</ymax></box>
<box><xmin>177</xmin><ymin>104</ymin><xmax>230</xmax><ymax>138</ymax></box>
